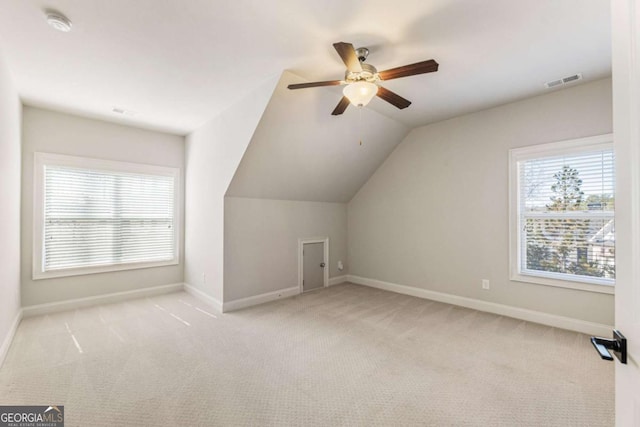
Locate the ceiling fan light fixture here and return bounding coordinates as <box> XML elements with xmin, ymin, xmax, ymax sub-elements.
<box><xmin>288</xmin><ymin>42</ymin><xmax>438</xmax><ymax>115</ymax></box>
<box><xmin>343</xmin><ymin>81</ymin><xmax>378</xmax><ymax>107</ymax></box>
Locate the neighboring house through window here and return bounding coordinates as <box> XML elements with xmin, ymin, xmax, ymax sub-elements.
<box><xmin>509</xmin><ymin>134</ymin><xmax>615</xmax><ymax>294</ymax></box>
<box><xmin>33</xmin><ymin>153</ymin><xmax>180</xmax><ymax>279</ymax></box>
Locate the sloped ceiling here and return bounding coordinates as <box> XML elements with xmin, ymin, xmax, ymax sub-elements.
<box><xmin>0</xmin><ymin>0</ymin><xmax>610</xmax><ymax>135</ymax></box>
<box><xmin>226</xmin><ymin>71</ymin><xmax>409</xmax><ymax>203</ymax></box>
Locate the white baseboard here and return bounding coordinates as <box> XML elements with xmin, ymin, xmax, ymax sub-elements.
<box><xmin>347</xmin><ymin>275</ymin><xmax>612</xmax><ymax>337</ymax></box>
<box><xmin>183</xmin><ymin>283</ymin><xmax>223</xmax><ymax>313</ymax></box>
<box><xmin>0</xmin><ymin>309</ymin><xmax>23</xmax><ymax>368</ymax></box>
<box><xmin>22</xmin><ymin>283</ymin><xmax>184</xmax><ymax>318</ymax></box>
<box><xmin>329</xmin><ymin>275</ymin><xmax>348</xmax><ymax>286</ymax></box>
<box><xmin>223</xmin><ymin>286</ymin><xmax>299</xmax><ymax>312</ymax></box>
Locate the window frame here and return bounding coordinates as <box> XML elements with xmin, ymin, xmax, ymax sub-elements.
<box><xmin>33</xmin><ymin>152</ymin><xmax>181</xmax><ymax>280</ymax></box>
<box><xmin>508</xmin><ymin>134</ymin><xmax>615</xmax><ymax>295</ymax></box>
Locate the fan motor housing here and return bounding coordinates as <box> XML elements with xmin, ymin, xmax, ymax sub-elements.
<box><xmin>345</xmin><ymin>63</ymin><xmax>379</xmax><ymax>83</ymax></box>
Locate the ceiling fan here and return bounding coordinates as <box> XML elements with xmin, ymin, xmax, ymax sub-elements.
<box><xmin>288</xmin><ymin>42</ymin><xmax>439</xmax><ymax>116</ymax></box>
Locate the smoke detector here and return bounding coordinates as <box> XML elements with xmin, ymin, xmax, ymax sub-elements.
<box><xmin>544</xmin><ymin>73</ymin><xmax>583</xmax><ymax>89</ymax></box>
<box><xmin>45</xmin><ymin>10</ymin><xmax>72</xmax><ymax>32</ymax></box>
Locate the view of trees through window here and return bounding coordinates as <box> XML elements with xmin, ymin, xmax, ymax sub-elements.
<box><xmin>520</xmin><ymin>149</ymin><xmax>615</xmax><ymax>282</ymax></box>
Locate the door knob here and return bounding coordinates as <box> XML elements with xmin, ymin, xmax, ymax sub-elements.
<box><xmin>590</xmin><ymin>329</ymin><xmax>627</xmax><ymax>364</ymax></box>
<box><xmin>320</xmin><ymin>263</ymin><xmax>325</xmax><ymax>268</ymax></box>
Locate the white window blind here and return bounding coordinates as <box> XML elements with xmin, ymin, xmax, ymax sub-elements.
<box><xmin>517</xmin><ymin>147</ymin><xmax>615</xmax><ymax>285</ymax></box>
<box><xmin>36</xmin><ymin>155</ymin><xmax>178</xmax><ymax>277</ymax></box>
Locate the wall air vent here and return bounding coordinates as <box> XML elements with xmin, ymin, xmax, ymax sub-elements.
<box><xmin>562</xmin><ymin>74</ymin><xmax>582</xmax><ymax>83</ymax></box>
<box><xmin>545</xmin><ymin>73</ymin><xmax>583</xmax><ymax>89</ymax></box>
<box><xmin>112</xmin><ymin>107</ymin><xmax>137</xmax><ymax>116</ymax></box>
<box><xmin>545</xmin><ymin>79</ymin><xmax>564</xmax><ymax>88</ymax></box>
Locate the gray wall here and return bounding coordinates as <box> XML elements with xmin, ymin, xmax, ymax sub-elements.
<box><xmin>224</xmin><ymin>197</ymin><xmax>347</xmax><ymax>301</ymax></box>
<box><xmin>21</xmin><ymin>107</ymin><xmax>185</xmax><ymax>306</ymax></box>
<box><xmin>348</xmin><ymin>78</ymin><xmax>614</xmax><ymax>325</ymax></box>
<box><xmin>184</xmin><ymin>76</ymin><xmax>279</xmax><ymax>303</ymax></box>
<box><xmin>0</xmin><ymin>50</ymin><xmax>22</xmax><ymax>349</ymax></box>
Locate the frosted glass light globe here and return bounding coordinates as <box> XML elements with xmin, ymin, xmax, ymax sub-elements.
<box><xmin>343</xmin><ymin>82</ymin><xmax>378</xmax><ymax>107</ymax></box>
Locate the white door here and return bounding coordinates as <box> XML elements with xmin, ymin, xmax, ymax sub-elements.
<box><xmin>612</xmin><ymin>1</ymin><xmax>640</xmax><ymax>425</ymax></box>
<box><xmin>303</xmin><ymin>242</ymin><xmax>325</xmax><ymax>292</ymax></box>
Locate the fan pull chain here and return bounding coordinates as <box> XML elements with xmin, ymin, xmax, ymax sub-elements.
<box><xmin>359</xmin><ymin>107</ymin><xmax>363</xmax><ymax>146</ymax></box>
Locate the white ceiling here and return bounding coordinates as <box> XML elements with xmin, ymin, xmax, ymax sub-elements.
<box><xmin>226</xmin><ymin>71</ymin><xmax>409</xmax><ymax>203</ymax></box>
<box><xmin>0</xmin><ymin>0</ymin><xmax>610</xmax><ymax>135</ymax></box>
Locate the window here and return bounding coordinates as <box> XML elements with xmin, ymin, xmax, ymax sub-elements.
<box><xmin>33</xmin><ymin>153</ymin><xmax>180</xmax><ymax>279</ymax></box>
<box><xmin>509</xmin><ymin>134</ymin><xmax>614</xmax><ymax>294</ymax></box>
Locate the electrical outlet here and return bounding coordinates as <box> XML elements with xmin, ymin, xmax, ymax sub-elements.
<box><xmin>482</xmin><ymin>279</ymin><xmax>490</xmax><ymax>290</ymax></box>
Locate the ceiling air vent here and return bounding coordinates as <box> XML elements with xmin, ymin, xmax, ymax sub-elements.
<box><xmin>545</xmin><ymin>73</ymin><xmax>583</xmax><ymax>89</ymax></box>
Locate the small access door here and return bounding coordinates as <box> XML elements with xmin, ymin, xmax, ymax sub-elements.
<box><xmin>303</xmin><ymin>242</ymin><xmax>325</xmax><ymax>292</ymax></box>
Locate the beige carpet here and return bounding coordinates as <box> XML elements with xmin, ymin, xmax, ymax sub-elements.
<box><xmin>0</xmin><ymin>283</ymin><xmax>613</xmax><ymax>426</ymax></box>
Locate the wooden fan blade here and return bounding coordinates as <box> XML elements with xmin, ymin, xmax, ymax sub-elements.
<box><xmin>288</xmin><ymin>80</ymin><xmax>343</xmax><ymax>90</ymax></box>
<box><xmin>331</xmin><ymin>96</ymin><xmax>351</xmax><ymax>116</ymax></box>
<box><xmin>376</xmin><ymin>86</ymin><xmax>411</xmax><ymax>109</ymax></box>
<box><xmin>378</xmin><ymin>59</ymin><xmax>439</xmax><ymax>81</ymax></box>
<box><xmin>333</xmin><ymin>42</ymin><xmax>362</xmax><ymax>73</ymax></box>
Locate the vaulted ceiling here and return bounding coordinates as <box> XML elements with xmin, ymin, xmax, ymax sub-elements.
<box><xmin>226</xmin><ymin>71</ymin><xmax>409</xmax><ymax>202</ymax></box>
<box><xmin>0</xmin><ymin>0</ymin><xmax>610</xmax><ymax>135</ymax></box>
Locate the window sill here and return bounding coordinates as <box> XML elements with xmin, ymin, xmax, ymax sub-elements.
<box><xmin>32</xmin><ymin>259</ymin><xmax>179</xmax><ymax>281</ymax></box>
<box><xmin>510</xmin><ymin>272</ymin><xmax>614</xmax><ymax>294</ymax></box>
